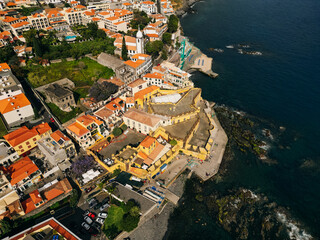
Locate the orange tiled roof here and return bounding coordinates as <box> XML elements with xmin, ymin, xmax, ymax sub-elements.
<box><xmin>44</xmin><ymin>188</ymin><xmax>64</xmax><ymax>201</ymax></box>
<box><xmin>126</xmin><ymin>97</ymin><xmax>134</xmax><ymax>104</ymax></box>
<box><xmin>50</xmin><ymin>130</ymin><xmax>70</xmax><ymax>143</ymax></box>
<box><xmin>124</xmin><ymin>59</ymin><xmax>145</xmax><ymax>69</ymax></box>
<box><xmin>137</xmin><ymin>150</ymin><xmax>148</xmax><ymax>160</ymax></box>
<box><xmin>67</xmin><ymin>121</ymin><xmax>89</xmax><ymax>137</ymax></box>
<box><xmin>33</xmin><ymin>122</ymin><xmax>51</xmax><ymax>135</ymax></box>
<box><xmin>21</xmin><ymin>198</ymin><xmax>36</xmax><ymax>214</ymax></box>
<box><xmin>105</xmin><ymin>98</ymin><xmax>124</xmax><ymax>111</ymax></box>
<box><xmin>0</xmin><ymin>63</ymin><xmax>10</xmax><ymax>72</ymax></box>
<box><xmin>75</xmin><ymin>4</ymin><xmax>86</xmax><ymax>9</ymax></box>
<box><xmin>76</xmin><ymin>114</ymin><xmax>102</xmax><ymax>126</ymax></box>
<box><xmin>29</xmin><ymin>189</ymin><xmax>43</xmax><ymax>205</ymax></box>
<box><xmin>6</xmin><ymin>2</ymin><xmax>16</xmax><ymax>6</ymax></box>
<box><xmin>94</xmin><ymin>107</ymin><xmax>113</xmax><ymax>119</ymax></box>
<box><xmin>44</xmin><ymin>178</ymin><xmax>72</xmax><ymax>201</ymax></box>
<box><xmin>142</xmin><ymin>1</ymin><xmax>155</xmax><ymax>4</ymax></box>
<box><xmin>6</xmin><ymin>156</ymin><xmax>39</xmax><ymax>185</ymax></box>
<box><xmin>128</xmin><ymin>78</ymin><xmax>146</xmax><ymax>88</ymax></box>
<box><xmin>131</xmin><ymin>53</ymin><xmax>150</xmax><ymax>59</ymax></box>
<box><xmin>140</xmin><ymin>136</ymin><xmax>156</xmax><ymax>148</ymax></box>
<box><xmin>143</xmin><ymin>72</ymin><xmax>164</xmax><ymax>79</ymax></box>
<box><xmin>134</xmin><ymin>85</ymin><xmax>159</xmax><ymax>100</ymax></box>
<box><xmin>2</xmin><ymin>16</ymin><xmax>18</xmax><ymax>23</ymax></box>
<box><xmin>3</xmin><ymin>126</ymin><xmax>38</xmax><ymax>147</ymax></box>
<box><xmin>123</xmin><ymin>108</ymin><xmax>162</xmax><ymax>128</ymax></box>
<box><xmin>11</xmin><ymin>21</ymin><xmax>29</xmax><ymax>29</ymax></box>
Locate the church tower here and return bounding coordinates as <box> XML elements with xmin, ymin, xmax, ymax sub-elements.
<box><xmin>136</xmin><ymin>27</ymin><xmax>144</xmax><ymax>54</ymax></box>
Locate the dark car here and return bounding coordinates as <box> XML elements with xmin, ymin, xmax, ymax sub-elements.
<box><xmin>88</xmin><ymin>198</ymin><xmax>98</xmax><ymax>209</ymax></box>
<box><xmin>93</xmin><ymin>202</ymin><xmax>102</xmax><ymax>210</ymax></box>
<box><xmin>85</xmin><ymin>187</ymin><xmax>93</xmax><ymax>193</ymax></box>
<box><xmin>101</xmin><ymin>197</ymin><xmax>110</xmax><ymax>205</ymax></box>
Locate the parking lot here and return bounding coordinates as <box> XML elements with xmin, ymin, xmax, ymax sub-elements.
<box><xmin>60</xmin><ymin>191</ymin><xmax>110</xmax><ymax>240</ymax></box>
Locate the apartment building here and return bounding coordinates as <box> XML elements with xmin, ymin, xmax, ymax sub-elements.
<box><xmin>0</xmin><ymin>93</ymin><xmax>34</xmax><ymax>127</ymax></box>
<box><xmin>143</xmin><ymin>21</ymin><xmax>167</xmax><ymax>41</ymax></box>
<box><xmin>28</xmin><ymin>13</ymin><xmax>50</xmax><ymax>30</ymax></box>
<box><xmin>140</xmin><ymin>1</ymin><xmax>157</xmax><ymax>15</ymax></box>
<box><xmin>124</xmin><ymin>53</ymin><xmax>152</xmax><ymax>77</ymax></box>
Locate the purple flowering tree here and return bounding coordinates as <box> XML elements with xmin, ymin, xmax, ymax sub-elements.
<box><xmin>71</xmin><ymin>155</ymin><xmax>95</xmax><ymax>177</ymax></box>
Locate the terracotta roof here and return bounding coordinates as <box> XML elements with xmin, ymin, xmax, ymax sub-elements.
<box><xmin>142</xmin><ymin>1</ymin><xmax>155</xmax><ymax>4</ymax></box>
<box><xmin>146</xmin><ymin>33</ymin><xmax>159</xmax><ymax>38</ymax></box>
<box><xmin>3</xmin><ymin>16</ymin><xmax>18</xmax><ymax>23</ymax></box>
<box><xmin>4</xmin><ymin>126</ymin><xmax>38</xmax><ymax>147</ymax></box>
<box><xmin>0</xmin><ymin>63</ymin><xmax>10</xmax><ymax>72</ymax></box>
<box><xmin>44</xmin><ymin>178</ymin><xmax>72</xmax><ymax>201</ymax></box>
<box><xmin>6</xmin><ymin>156</ymin><xmax>39</xmax><ymax>185</ymax></box>
<box><xmin>131</xmin><ymin>53</ymin><xmax>150</xmax><ymax>59</ymax></box>
<box><xmin>143</xmin><ymin>72</ymin><xmax>164</xmax><ymax>79</ymax></box>
<box><xmin>92</xmin><ymin>17</ymin><xmax>100</xmax><ymax>21</ymax></box>
<box><xmin>21</xmin><ymin>198</ymin><xmax>36</xmax><ymax>214</ymax></box>
<box><xmin>123</xmin><ymin>2</ymin><xmax>132</xmax><ymax>5</ymax></box>
<box><xmin>128</xmin><ymin>78</ymin><xmax>146</xmax><ymax>88</ymax></box>
<box><xmin>50</xmin><ymin>130</ymin><xmax>70</xmax><ymax>143</ymax></box>
<box><xmin>67</xmin><ymin>122</ymin><xmax>89</xmax><ymax>137</ymax></box>
<box><xmin>140</xmin><ymin>136</ymin><xmax>156</xmax><ymax>148</ymax></box>
<box><xmin>134</xmin><ymin>85</ymin><xmax>159</xmax><ymax>100</ymax></box>
<box><xmin>75</xmin><ymin>4</ymin><xmax>86</xmax><ymax>9</ymax></box>
<box><xmin>6</xmin><ymin>2</ymin><xmax>16</xmax><ymax>6</ymax></box>
<box><xmin>124</xmin><ymin>59</ymin><xmax>145</xmax><ymax>69</ymax></box>
<box><xmin>123</xmin><ymin>108</ymin><xmax>162</xmax><ymax>128</ymax></box>
<box><xmin>105</xmin><ymin>98</ymin><xmax>125</xmax><ymax>111</ymax></box>
<box><xmin>104</xmin><ymin>77</ymin><xmax>125</xmax><ymax>87</ymax></box>
<box><xmin>33</xmin><ymin>122</ymin><xmax>51</xmax><ymax>135</ymax></box>
<box><xmin>137</xmin><ymin>150</ymin><xmax>148</xmax><ymax>160</ymax></box>
<box><xmin>29</xmin><ymin>189</ymin><xmax>43</xmax><ymax>205</ymax></box>
<box><xmin>11</xmin><ymin>21</ymin><xmax>29</xmax><ymax>29</ymax></box>
<box><xmin>94</xmin><ymin>107</ymin><xmax>114</xmax><ymax>119</ymax></box>
<box><xmin>47</xmin><ymin>9</ymin><xmax>64</xmax><ymax>18</ymax></box>
<box><xmin>126</xmin><ymin>97</ymin><xmax>134</xmax><ymax>104</ymax></box>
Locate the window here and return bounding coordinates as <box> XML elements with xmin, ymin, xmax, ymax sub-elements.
<box><xmin>33</xmin><ymin>138</ymin><xmax>37</xmax><ymax>141</ymax></box>
<box><xmin>19</xmin><ymin>145</ymin><xmax>23</xmax><ymax>149</ymax></box>
<box><xmin>26</xmin><ymin>141</ymin><xmax>30</xmax><ymax>145</ymax></box>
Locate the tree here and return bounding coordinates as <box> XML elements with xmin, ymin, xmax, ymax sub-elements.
<box><xmin>112</xmin><ymin>127</ymin><xmax>123</xmax><ymax>137</ymax></box>
<box><xmin>168</xmin><ymin>15</ymin><xmax>179</xmax><ymax>33</ymax></box>
<box><xmin>146</xmin><ymin>40</ymin><xmax>164</xmax><ymax>57</ymax></box>
<box><xmin>89</xmin><ymin>81</ymin><xmax>118</xmax><ymax>102</ymax></box>
<box><xmin>23</xmin><ymin>29</ymin><xmax>37</xmax><ymax>46</ymax></box>
<box><xmin>129</xmin><ymin>206</ymin><xmax>140</xmax><ymax>217</ymax></box>
<box><xmin>64</xmin><ymin>2</ymin><xmax>71</xmax><ymax>7</ymax></box>
<box><xmin>161</xmin><ymin>49</ymin><xmax>168</xmax><ymax>60</ymax></box>
<box><xmin>0</xmin><ymin>218</ymin><xmax>12</xmax><ymax>237</ymax></box>
<box><xmin>33</xmin><ymin>36</ymin><xmax>43</xmax><ymax>57</ymax></box>
<box><xmin>69</xmin><ymin>189</ymin><xmax>79</xmax><ymax>208</ymax></box>
<box><xmin>0</xmin><ymin>46</ymin><xmax>15</xmax><ymax>63</ymax></box>
<box><xmin>48</xmin><ymin>3</ymin><xmax>55</xmax><ymax>8</ymax></box>
<box><xmin>121</xmin><ymin>37</ymin><xmax>128</xmax><ymax>61</ymax></box>
<box><xmin>121</xmin><ymin>214</ymin><xmax>139</xmax><ymax>232</ymax></box>
<box><xmin>71</xmin><ymin>155</ymin><xmax>95</xmax><ymax>177</ymax></box>
<box><xmin>162</xmin><ymin>32</ymin><xmax>172</xmax><ymax>45</ymax></box>
<box><xmin>120</xmin><ymin>124</ymin><xmax>127</xmax><ymax>131</ymax></box>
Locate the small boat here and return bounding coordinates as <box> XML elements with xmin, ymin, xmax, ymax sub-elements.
<box><xmin>226</xmin><ymin>45</ymin><xmax>234</xmax><ymax>49</ymax></box>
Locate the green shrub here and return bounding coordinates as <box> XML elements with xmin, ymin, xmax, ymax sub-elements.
<box><xmin>120</xmin><ymin>124</ymin><xmax>128</xmax><ymax>131</ymax></box>
<box><xmin>112</xmin><ymin>127</ymin><xmax>123</xmax><ymax>137</ymax></box>
<box><xmin>169</xmin><ymin>139</ymin><xmax>177</xmax><ymax>146</ymax></box>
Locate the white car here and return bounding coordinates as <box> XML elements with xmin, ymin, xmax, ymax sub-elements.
<box><xmin>98</xmin><ymin>212</ymin><xmax>108</xmax><ymax>218</ymax></box>
<box><xmin>81</xmin><ymin>222</ymin><xmax>90</xmax><ymax>231</ymax></box>
<box><xmin>100</xmin><ymin>203</ymin><xmax>110</xmax><ymax>211</ymax></box>
<box><xmin>84</xmin><ymin>216</ymin><xmax>93</xmax><ymax>225</ymax></box>
<box><xmin>96</xmin><ymin>217</ymin><xmax>105</xmax><ymax>225</ymax></box>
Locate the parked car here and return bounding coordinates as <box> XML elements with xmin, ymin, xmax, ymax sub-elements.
<box><xmin>96</xmin><ymin>217</ymin><xmax>105</xmax><ymax>225</ymax></box>
<box><xmin>85</xmin><ymin>187</ymin><xmax>94</xmax><ymax>193</ymax></box>
<box><xmin>94</xmin><ymin>202</ymin><xmax>102</xmax><ymax>210</ymax></box>
<box><xmin>100</xmin><ymin>202</ymin><xmax>110</xmax><ymax>211</ymax></box>
<box><xmin>81</xmin><ymin>222</ymin><xmax>90</xmax><ymax>231</ymax></box>
<box><xmin>101</xmin><ymin>197</ymin><xmax>110</xmax><ymax>205</ymax></box>
<box><xmin>83</xmin><ymin>210</ymin><xmax>90</xmax><ymax>217</ymax></box>
<box><xmin>84</xmin><ymin>216</ymin><xmax>93</xmax><ymax>225</ymax></box>
<box><xmin>88</xmin><ymin>198</ymin><xmax>98</xmax><ymax>209</ymax></box>
<box><xmin>98</xmin><ymin>212</ymin><xmax>108</xmax><ymax>218</ymax></box>
<box><xmin>88</xmin><ymin>212</ymin><xmax>96</xmax><ymax>219</ymax></box>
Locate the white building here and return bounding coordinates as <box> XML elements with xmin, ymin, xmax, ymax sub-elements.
<box><xmin>0</xmin><ymin>142</ymin><xmax>19</xmax><ymax>167</ymax></box>
<box><xmin>143</xmin><ymin>72</ymin><xmax>176</xmax><ymax>89</ymax></box>
<box><xmin>63</xmin><ymin>6</ymin><xmax>86</xmax><ymax>25</ymax></box>
<box><xmin>0</xmin><ymin>93</ymin><xmax>35</xmax><ymax>127</ymax></box>
<box><xmin>143</xmin><ymin>21</ymin><xmax>167</xmax><ymax>41</ymax></box>
<box><xmin>159</xmin><ymin>61</ymin><xmax>192</xmax><ymax>87</ymax></box>
<box><xmin>127</xmin><ymin>78</ymin><xmax>148</xmax><ymax>95</ymax></box>
<box><xmin>140</xmin><ymin>1</ymin><xmax>157</xmax><ymax>15</ymax></box>
<box><xmin>124</xmin><ymin>54</ymin><xmax>152</xmax><ymax>77</ymax></box>
<box><xmin>123</xmin><ymin>108</ymin><xmax>168</xmax><ymax>135</ymax></box>
<box><xmin>28</xmin><ymin>13</ymin><xmax>50</xmax><ymax>30</ymax></box>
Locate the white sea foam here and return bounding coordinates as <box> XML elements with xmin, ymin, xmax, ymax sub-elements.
<box><xmin>276</xmin><ymin>212</ymin><xmax>312</xmax><ymax>240</ymax></box>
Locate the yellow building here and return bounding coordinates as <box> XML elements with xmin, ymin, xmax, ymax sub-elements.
<box><xmin>3</xmin><ymin>122</ymin><xmax>51</xmax><ymax>156</ymax></box>
<box><xmin>134</xmin><ymin>85</ymin><xmax>159</xmax><ymax>108</ymax></box>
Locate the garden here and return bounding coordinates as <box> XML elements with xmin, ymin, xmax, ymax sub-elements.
<box><xmin>103</xmin><ymin>199</ymin><xmax>140</xmax><ymax>239</ymax></box>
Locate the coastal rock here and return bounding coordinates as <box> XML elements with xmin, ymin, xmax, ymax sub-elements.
<box><xmin>175</xmin><ymin>0</ymin><xmax>201</xmax><ymax>16</ymax></box>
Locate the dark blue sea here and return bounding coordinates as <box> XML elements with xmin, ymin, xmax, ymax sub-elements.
<box><xmin>164</xmin><ymin>0</ymin><xmax>320</xmax><ymax>239</ymax></box>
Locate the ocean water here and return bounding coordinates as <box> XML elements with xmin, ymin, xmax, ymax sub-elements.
<box><xmin>164</xmin><ymin>0</ymin><xmax>320</xmax><ymax>239</ymax></box>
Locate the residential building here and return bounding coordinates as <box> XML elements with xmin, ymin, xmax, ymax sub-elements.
<box><xmin>143</xmin><ymin>72</ymin><xmax>176</xmax><ymax>89</ymax></box>
<box><xmin>0</xmin><ymin>93</ymin><xmax>35</xmax><ymax>127</ymax></box>
<box><xmin>123</xmin><ymin>108</ymin><xmax>168</xmax><ymax>134</ymax></box>
<box><xmin>105</xmin><ymin>97</ymin><xmax>125</xmax><ymax>114</ymax></box>
<box><xmin>114</xmin><ymin>35</ymin><xmax>138</xmax><ymax>56</ymax></box>
<box><xmin>66</xmin><ymin>114</ymin><xmax>106</xmax><ymax>149</ymax></box>
<box><xmin>143</xmin><ymin>21</ymin><xmax>167</xmax><ymax>41</ymax></box>
<box><xmin>0</xmin><ymin>142</ymin><xmax>19</xmax><ymax>167</ymax></box>
<box><xmin>98</xmin><ymin>77</ymin><xmax>125</xmax><ymax>91</ymax></box>
<box><xmin>140</xmin><ymin>1</ymin><xmax>157</xmax><ymax>15</ymax></box>
<box><xmin>0</xmin><ymin>63</ymin><xmax>10</xmax><ymax>73</ymax></box>
<box><xmin>127</xmin><ymin>78</ymin><xmax>148</xmax><ymax>95</ymax></box>
<box><xmin>134</xmin><ymin>85</ymin><xmax>159</xmax><ymax>108</ymax></box>
<box><xmin>124</xmin><ymin>53</ymin><xmax>152</xmax><ymax>77</ymax></box>
<box><xmin>0</xmin><ymin>172</ymin><xmax>25</xmax><ymax>219</ymax></box>
<box><xmin>43</xmin><ymin>83</ymin><xmax>76</xmax><ymax>111</ymax></box>
<box><xmin>150</xmin><ymin>13</ymin><xmax>167</xmax><ymax>23</ymax></box>
<box><xmin>159</xmin><ymin>61</ymin><xmax>192</xmax><ymax>87</ymax></box>
<box><xmin>27</xmin><ymin>13</ymin><xmax>49</xmax><ymax>30</ymax></box>
<box><xmin>21</xmin><ymin>178</ymin><xmax>72</xmax><ymax>214</ymax></box>
<box><xmin>6</xmin><ymin>217</ymin><xmax>81</xmax><ymax>240</ymax></box>
<box><xmin>10</xmin><ymin>21</ymin><xmax>31</xmax><ymax>38</ymax></box>
<box><xmin>0</xmin><ymin>31</ymin><xmax>12</xmax><ymax>47</ymax></box>
<box><xmin>4</xmin><ymin>156</ymin><xmax>42</xmax><ymax>191</ymax></box>
<box><xmin>37</xmin><ymin>130</ymin><xmax>76</xmax><ymax>171</ymax></box>
<box><xmin>13</xmin><ymin>45</ymin><xmax>32</xmax><ymax>57</ymax></box>
<box><xmin>0</xmin><ymin>70</ymin><xmax>23</xmax><ymax>100</ymax></box>
<box><xmin>3</xmin><ymin>123</ymin><xmax>52</xmax><ymax>156</ymax></box>
<box><xmin>64</xmin><ymin>6</ymin><xmax>85</xmax><ymax>25</ymax></box>
<box><xmin>45</xmin><ymin>8</ymin><xmax>68</xmax><ymax>31</ymax></box>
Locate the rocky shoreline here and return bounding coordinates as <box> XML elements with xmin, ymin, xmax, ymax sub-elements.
<box><xmin>175</xmin><ymin>0</ymin><xmax>202</xmax><ymax>17</ymax></box>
